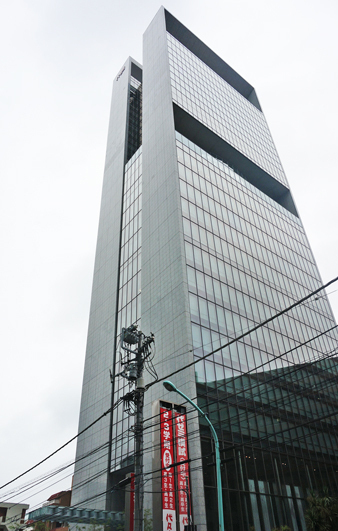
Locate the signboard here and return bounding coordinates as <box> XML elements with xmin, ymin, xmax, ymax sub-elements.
<box><xmin>175</xmin><ymin>412</ymin><xmax>191</xmax><ymax>531</ymax></box>
<box><xmin>160</xmin><ymin>408</ymin><xmax>176</xmax><ymax>531</ymax></box>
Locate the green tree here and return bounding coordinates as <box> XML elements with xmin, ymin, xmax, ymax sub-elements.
<box><xmin>305</xmin><ymin>488</ymin><xmax>338</xmax><ymax>531</ymax></box>
<box><xmin>33</xmin><ymin>522</ymin><xmax>48</xmax><ymax>531</ymax></box>
<box><xmin>143</xmin><ymin>509</ymin><xmax>152</xmax><ymax>531</ymax></box>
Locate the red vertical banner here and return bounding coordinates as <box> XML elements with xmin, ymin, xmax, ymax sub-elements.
<box><xmin>175</xmin><ymin>412</ymin><xmax>191</xmax><ymax>531</ymax></box>
<box><xmin>160</xmin><ymin>408</ymin><xmax>177</xmax><ymax>531</ymax></box>
<box><xmin>130</xmin><ymin>473</ymin><xmax>135</xmax><ymax>531</ymax></box>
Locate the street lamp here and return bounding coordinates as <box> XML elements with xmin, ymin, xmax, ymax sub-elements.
<box><xmin>163</xmin><ymin>380</ymin><xmax>225</xmax><ymax>531</ymax></box>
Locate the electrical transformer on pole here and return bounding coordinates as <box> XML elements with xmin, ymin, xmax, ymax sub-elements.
<box><xmin>117</xmin><ymin>325</ymin><xmax>156</xmax><ymax>531</ymax></box>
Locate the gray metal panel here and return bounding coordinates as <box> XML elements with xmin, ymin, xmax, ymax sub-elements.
<box><xmin>141</xmin><ymin>7</ymin><xmax>207</xmax><ymax>529</ymax></box>
<box><xmin>72</xmin><ymin>57</ymin><xmax>133</xmax><ymax>510</ymax></box>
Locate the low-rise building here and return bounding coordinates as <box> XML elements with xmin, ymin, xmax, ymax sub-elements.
<box><xmin>0</xmin><ymin>502</ymin><xmax>29</xmax><ymax>531</ymax></box>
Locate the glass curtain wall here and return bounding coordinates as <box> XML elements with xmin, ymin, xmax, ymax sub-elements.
<box><xmin>111</xmin><ymin>146</ymin><xmax>142</xmax><ymax>471</ymax></box>
<box><xmin>127</xmin><ymin>76</ymin><xmax>142</xmax><ymax>161</ymax></box>
<box><xmin>167</xmin><ymin>32</ymin><xmax>286</xmax><ymax>187</ymax></box>
<box><xmin>176</xmin><ymin>131</ymin><xmax>338</xmax><ymax>531</ymax></box>
<box><xmin>110</xmin><ymin>72</ymin><xmax>143</xmax><ymax>472</ymax></box>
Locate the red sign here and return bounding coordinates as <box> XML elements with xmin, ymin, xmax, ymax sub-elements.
<box><xmin>160</xmin><ymin>408</ymin><xmax>176</xmax><ymax>531</ymax></box>
<box><xmin>175</xmin><ymin>412</ymin><xmax>191</xmax><ymax>531</ymax></box>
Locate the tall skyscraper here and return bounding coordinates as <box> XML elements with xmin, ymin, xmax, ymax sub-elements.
<box><xmin>72</xmin><ymin>7</ymin><xmax>338</xmax><ymax>531</ymax></box>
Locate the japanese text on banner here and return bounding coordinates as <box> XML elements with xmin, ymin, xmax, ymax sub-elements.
<box><xmin>175</xmin><ymin>412</ymin><xmax>191</xmax><ymax>531</ymax></box>
<box><xmin>161</xmin><ymin>408</ymin><xmax>176</xmax><ymax>531</ymax></box>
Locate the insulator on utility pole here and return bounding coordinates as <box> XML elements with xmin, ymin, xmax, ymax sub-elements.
<box><xmin>118</xmin><ymin>325</ymin><xmax>156</xmax><ymax>531</ymax></box>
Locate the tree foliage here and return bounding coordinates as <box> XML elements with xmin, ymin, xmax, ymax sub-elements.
<box><xmin>143</xmin><ymin>509</ymin><xmax>152</xmax><ymax>531</ymax></box>
<box><xmin>33</xmin><ymin>523</ymin><xmax>48</xmax><ymax>531</ymax></box>
<box><xmin>305</xmin><ymin>488</ymin><xmax>338</xmax><ymax>531</ymax></box>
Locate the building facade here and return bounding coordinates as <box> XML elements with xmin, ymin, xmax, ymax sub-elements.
<box><xmin>72</xmin><ymin>8</ymin><xmax>338</xmax><ymax>531</ymax></box>
<box><xmin>0</xmin><ymin>503</ymin><xmax>28</xmax><ymax>531</ymax></box>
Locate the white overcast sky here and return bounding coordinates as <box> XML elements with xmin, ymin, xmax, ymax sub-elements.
<box><xmin>1</xmin><ymin>0</ymin><xmax>337</xmax><ymax>513</ymax></box>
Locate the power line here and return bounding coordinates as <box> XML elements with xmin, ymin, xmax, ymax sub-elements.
<box><xmin>2</xmin><ymin>277</ymin><xmax>337</xmax><ymax>499</ymax></box>
<box><xmin>147</xmin><ymin>276</ymin><xmax>338</xmax><ymax>390</ymax></box>
<box><xmin>1</xmin><ymin>423</ymin><xmax>140</xmax><ymax>512</ymax></box>
<box><xmin>30</xmin><ymin>398</ymin><xmax>338</xmax><ymax>526</ymax></box>
<box><xmin>109</xmin><ymin>288</ymin><xmax>338</xmax><ymax>451</ymax></box>
<box><xmin>5</xmin><ymin>357</ymin><xmax>337</xmax><ymax>513</ymax></box>
<box><xmin>0</xmin><ymin>398</ymin><xmax>123</xmax><ymax>492</ymax></box>
<box><xmin>10</xmin><ymin>353</ymin><xmax>338</xmax><ymax>516</ymax></box>
<box><xmin>139</xmin><ymin>323</ymin><xmax>338</xmax><ymax>441</ymax></box>
<box><xmin>71</xmin><ymin>337</ymin><xmax>338</xmax><ymax>505</ymax></box>
<box><xmin>128</xmin><ymin>337</ymin><xmax>338</xmax><ymax>450</ymax></box>
<box><xmin>1</xmin><ymin>438</ymin><xmax>114</xmax><ymax>502</ymax></box>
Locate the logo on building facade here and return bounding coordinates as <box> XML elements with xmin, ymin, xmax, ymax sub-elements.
<box><xmin>116</xmin><ymin>66</ymin><xmax>125</xmax><ymax>81</ymax></box>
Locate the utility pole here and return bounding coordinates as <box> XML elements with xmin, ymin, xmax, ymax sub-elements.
<box><xmin>186</xmin><ymin>475</ymin><xmax>191</xmax><ymax>531</ymax></box>
<box><xmin>118</xmin><ymin>325</ymin><xmax>155</xmax><ymax>531</ymax></box>
<box><xmin>134</xmin><ymin>331</ymin><xmax>144</xmax><ymax>531</ymax></box>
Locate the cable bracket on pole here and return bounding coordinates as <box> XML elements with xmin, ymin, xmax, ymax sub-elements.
<box><xmin>112</xmin><ymin>324</ymin><xmax>156</xmax><ymax>531</ymax></box>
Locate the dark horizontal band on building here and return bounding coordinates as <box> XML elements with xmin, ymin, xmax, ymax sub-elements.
<box><xmin>173</xmin><ymin>103</ymin><xmax>298</xmax><ymax>217</ymax></box>
<box><xmin>165</xmin><ymin>9</ymin><xmax>261</xmax><ymax>111</ymax></box>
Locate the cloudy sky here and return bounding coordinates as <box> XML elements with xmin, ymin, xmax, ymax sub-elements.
<box><xmin>1</xmin><ymin>0</ymin><xmax>337</xmax><ymax>513</ymax></box>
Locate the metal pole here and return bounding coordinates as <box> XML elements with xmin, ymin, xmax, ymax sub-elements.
<box><xmin>186</xmin><ymin>475</ymin><xmax>191</xmax><ymax>531</ymax></box>
<box><xmin>120</xmin><ymin>326</ymin><xmax>154</xmax><ymax>531</ymax></box>
<box><xmin>134</xmin><ymin>334</ymin><xmax>144</xmax><ymax>531</ymax></box>
<box><xmin>163</xmin><ymin>381</ymin><xmax>225</xmax><ymax>531</ymax></box>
